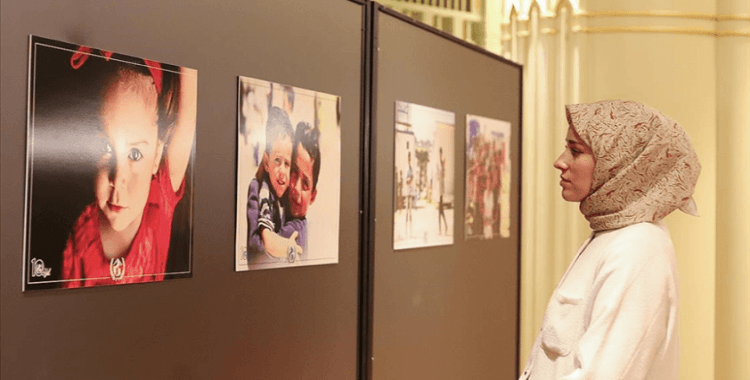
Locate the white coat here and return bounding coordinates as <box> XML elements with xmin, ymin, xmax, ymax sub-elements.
<box><xmin>520</xmin><ymin>220</ymin><xmax>679</xmax><ymax>380</ymax></box>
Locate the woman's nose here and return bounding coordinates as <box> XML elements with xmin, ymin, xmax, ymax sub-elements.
<box><xmin>553</xmin><ymin>153</ymin><xmax>567</xmax><ymax>171</ymax></box>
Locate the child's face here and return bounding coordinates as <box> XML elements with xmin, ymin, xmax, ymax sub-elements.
<box><xmin>289</xmin><ymin>142</ymin><xmax>317</xmax><ymax>218</ymax></box>
<box><xmin>95</xmin><ymin>75</ymin><xmax>163</xmax><ymax>232</ymax></box>
<box><xmin>263</xmin><ymin>135</ymin><xmax>292</xmax><ymax>198</ymax></box>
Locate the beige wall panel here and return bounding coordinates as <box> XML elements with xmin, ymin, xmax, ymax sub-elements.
<box><xmin>580</xmin><ymin>0</ymin><xmax>716</xmax><ymax>13</ymax></box>
<box><xmin>581</xmin><ymin>31</ymin><xmax>717</xmax><ymax>380</ymax></box>
<box><xmin>715</xmin><ymin>0</ymin><xmax>750</xmax><ymax>376</ymax></box>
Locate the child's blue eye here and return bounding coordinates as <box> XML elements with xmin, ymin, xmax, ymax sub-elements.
<box><xmin>128</xmin><ymin>148</ymin><xmax>143</xmax><ymax>162</ymax></box>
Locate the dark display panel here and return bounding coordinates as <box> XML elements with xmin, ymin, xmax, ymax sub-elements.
<box><xmin>1</xmin><ymin>1</ymin><xmax>363</xmax><ymax>379</ymax></box>
<box><xmin>368</xmin><ymin>6</ymin><xmax>523</xmax><ymax>380</ymax></box>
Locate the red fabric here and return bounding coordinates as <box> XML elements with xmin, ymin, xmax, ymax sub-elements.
<box><xmin>142</xmin><ymin>59</ymin><xmax>163</xmax><ymax>94</ymax></box>
<box><xmin>70</xmin><ymin>46</ymin><xmax>93</xmax><ymax>69</ymax></box>
<box><xmin>61</xmin><ymin>161</ymin><xmax>184</xmax><ymax>288</ymax></box>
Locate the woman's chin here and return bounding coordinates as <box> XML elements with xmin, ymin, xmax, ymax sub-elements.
<box><xmin>561</xmin><ymin>190</ymin><xmax>584</xmax><ymax>203</ymax></box>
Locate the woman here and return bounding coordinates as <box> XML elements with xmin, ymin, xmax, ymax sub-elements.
<box><xmin>520</xmin><ymin>100</ymin><xmax>700</xmax><ymax>380</ymax></box>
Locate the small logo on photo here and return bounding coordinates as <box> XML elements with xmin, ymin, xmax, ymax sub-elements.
<box><xmin>30</xmin><ymin>258</ymin><xmax>52</xmax><ymax>278</ymax></box>
<box><xmin>109</xmin><ymin>258</ymin><xmax>125</xmax><ymax>281</ymax></box>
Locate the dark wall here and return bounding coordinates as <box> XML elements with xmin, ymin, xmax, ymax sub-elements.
<box><xmin>1</xmin><ymin>1</ymin><xmax>363</xmax><ymax>379</ymax></box>
<box><xmin>370</xmin><ymin>8</ymin><xmax>522</xmax><ymax>380</ymax></box>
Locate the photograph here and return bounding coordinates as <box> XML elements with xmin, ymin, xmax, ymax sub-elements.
<box><xmin>23</xmin><ymin>36</ymin><xmax>196</xmax><ymax>290</ymax></box>
<box><xmin>464</xmin><ymin>114</ymin><xmax>511</xmax><ymax>240</ymax></box>
<box><xmin>235</xmin><ymin>76</ymin><xmax>341</xmax><ymax>271</ymax></box>
<box><xmin>393</xmin><ymin>101</ymin><xmax>455</xmax><ymax>250</ymax></box>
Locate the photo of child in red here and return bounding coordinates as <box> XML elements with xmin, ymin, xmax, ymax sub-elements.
<box><xmin>23</xmin><ymin>36</ymin><xmax>196</xmax><ymax>290</ymax></box>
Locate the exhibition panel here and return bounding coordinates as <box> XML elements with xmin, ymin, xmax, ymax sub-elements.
<box><xmin>1</xmin><ymin>1</ymin><xmax>364</xmax><ymax>379</ymax></box>
<box><xmin>367</xmin><ymin>4</ymin><xmax>523</xmax><ymax>380</ymax></box>
<box><xmin>1</xmin><ymin>1</ymin><xmax>522</xmax><ymax>379</ymax></box>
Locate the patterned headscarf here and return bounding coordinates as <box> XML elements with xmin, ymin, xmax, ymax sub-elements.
<box><xmin>566</xmin><ymin>100</ymin><xmax>701</xmax><ymax>231</ymax></box>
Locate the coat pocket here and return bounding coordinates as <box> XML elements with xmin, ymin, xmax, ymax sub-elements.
<box><xmin>540</xmin><ymin>292</ymin><xmax>585</xmax><ymax>357</ymax></box>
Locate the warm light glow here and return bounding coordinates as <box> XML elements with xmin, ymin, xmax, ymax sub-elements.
<box><xmin>503</xmin><ymin>0</ymin><xmax>581</xmax><ymax>21</ymax></box>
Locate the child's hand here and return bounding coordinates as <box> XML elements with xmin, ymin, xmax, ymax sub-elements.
<box><xmin>262</xmin><ymin>229</ymin><xmax>303</xmax><ymax>262</ymax></box>
<box><xmin>286</xmin><ymin>231</ymin><xmax>303</xmax><ymax>263</ymax></box>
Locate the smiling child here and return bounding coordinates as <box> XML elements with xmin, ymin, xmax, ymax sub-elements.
<box><xmin>246</xmin><ymin>106</ymin><xmax>295</xmax><ymax>259</ymax></box>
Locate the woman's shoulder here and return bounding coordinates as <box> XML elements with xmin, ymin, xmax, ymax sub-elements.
<box><xmin>613</xmin><ymin>220</ymin><xmax>670</xmax><ymax>239</ymax></box>
<box><xmin>596</xmin><ymin>221</ymin><xmax>675</xmax><ymax>270</ymax></box>
<box><xmin>598</xmin><ymin>220</ymin><xmax>670</xmax><ymax>244</ymax></box>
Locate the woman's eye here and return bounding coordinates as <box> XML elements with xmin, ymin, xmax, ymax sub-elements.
<box><xmin>128</xmin><ymin>148</ymin><xmax>143</xmax><ymax>162</ymax></box>
<box><xmin>566</xmin><ymin>145</ymin><xmax>581</xmax><ymax>156</ymax></box>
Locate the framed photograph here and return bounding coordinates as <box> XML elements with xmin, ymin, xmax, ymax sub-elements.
<box><xmin>235</xmin><ymin>76</ymin><xmax>341</xmax><ymax>271</ymax></box>
<box><xmin>23</xmin><ymin>36</ymin><xmax>197</xmax><ymax>290</ymax></box>
<box><xmin>393</xmin><ymin>101</ymin><xmax>455</xmax><ymax>250</ymax></box>
<box><xmin>465</xmin><ymin>114</ymin><xmax>511</xmax><ymax>240</ymax></box>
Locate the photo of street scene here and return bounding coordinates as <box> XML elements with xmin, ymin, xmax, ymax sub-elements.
<box><xmin>393</xmin><ymin>101</ymin><xmax>455</xmax><ymax>250</ymax></box>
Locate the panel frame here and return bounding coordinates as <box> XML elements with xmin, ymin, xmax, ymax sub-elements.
<box><xmin>363</xmin><ymin>3</ymin><xmax>524</xmax><ymax>379</ymax></box>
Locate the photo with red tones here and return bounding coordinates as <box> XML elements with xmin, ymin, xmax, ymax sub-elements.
<box><xmin>465</xmin><ymin>114</ymin><xmax>511</xmax><ymax>240</ymax></box>
<box><xmin>23</xmin><ymin>36</ymin><xmax>196</xmax><ymax>290</ymax></box>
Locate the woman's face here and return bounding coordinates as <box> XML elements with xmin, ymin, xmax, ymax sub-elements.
<box><xmin>95</xmin><ymin>74</ymin><xmax>162</xmax><ymax>232</ymax></box>
<box><xmin>554</xmin><ymin>126</ymin><xmax>595</xmax><ymax>202</ymax></box>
